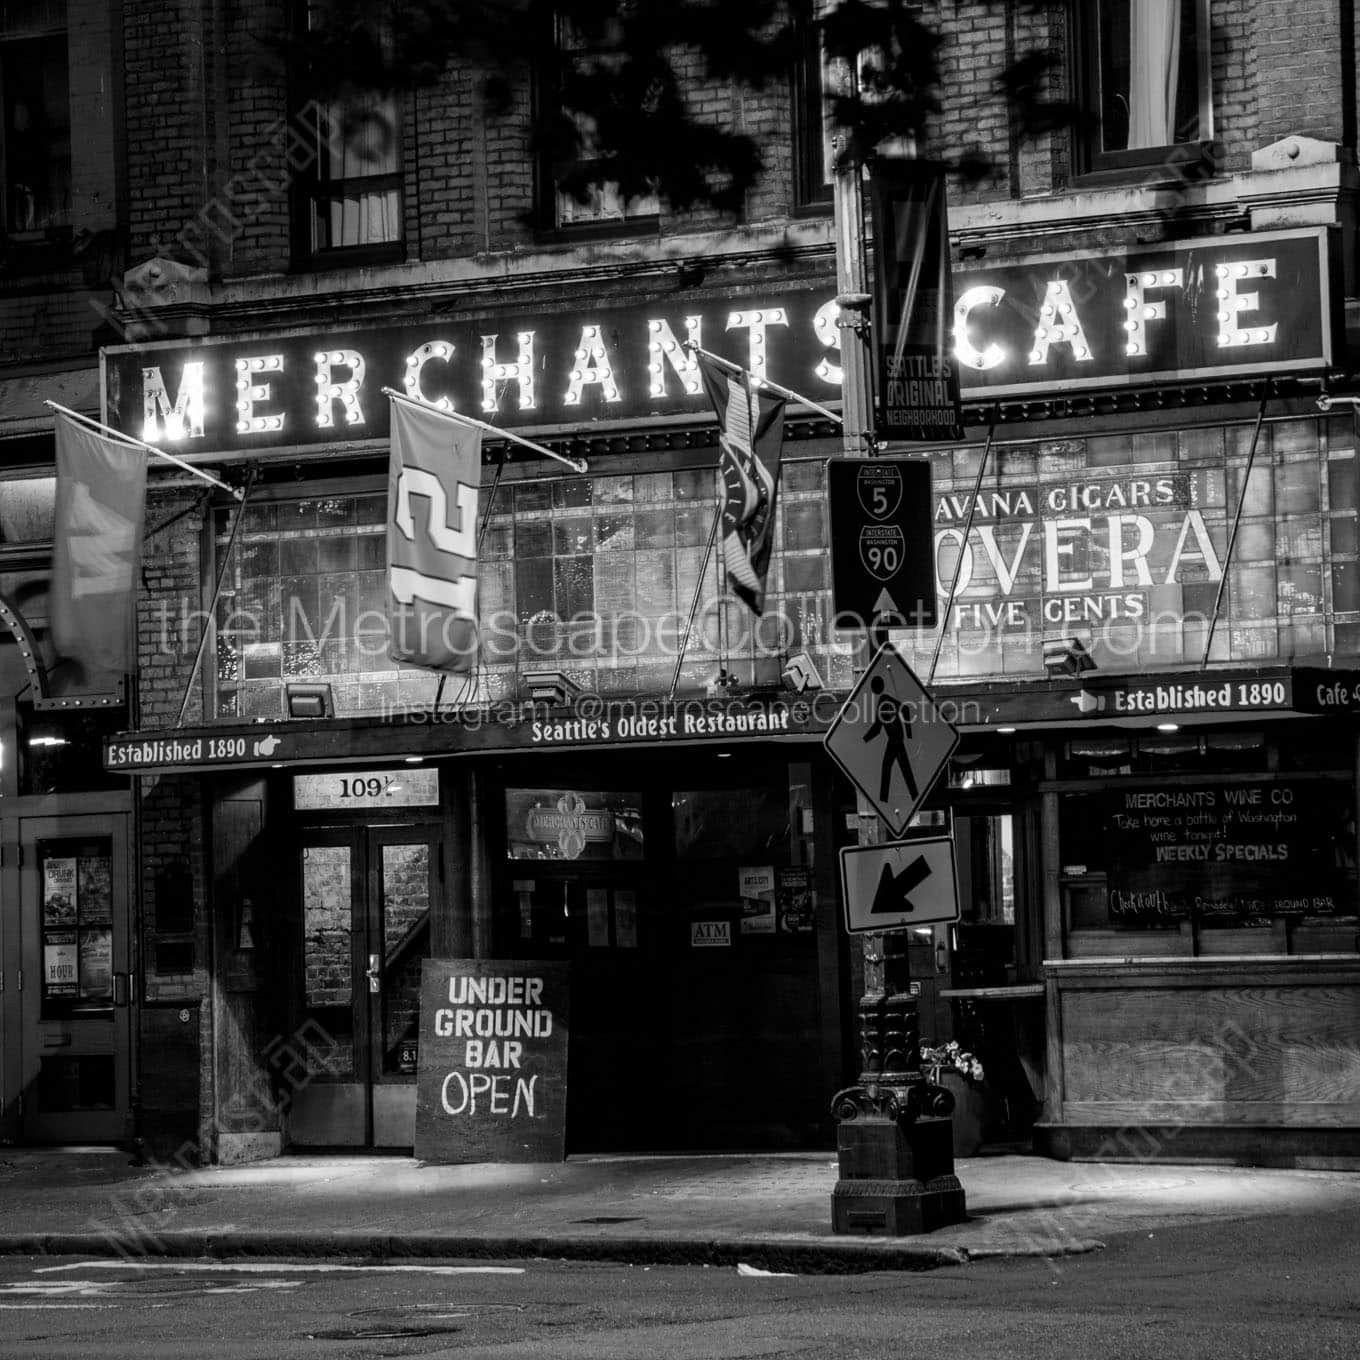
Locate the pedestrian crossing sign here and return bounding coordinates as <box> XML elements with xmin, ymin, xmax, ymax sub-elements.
<box><xmin>823</xmin><ymin>644</ymin><xmax>959</xmax><ymax>836</ymax></box>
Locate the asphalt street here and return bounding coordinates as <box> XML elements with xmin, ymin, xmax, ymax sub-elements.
<box><xmin>0</xmin><ymin>1204</ymin><xmax>1355</xmax><ymax>1360</ymax></box>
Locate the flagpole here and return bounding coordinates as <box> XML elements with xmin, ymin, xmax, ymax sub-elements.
<box><xmin>685</xmin><ymin>344</ymin><xmax>843</xmax><ymax>426</ymax></box>
<box><xmin>45</xmin><ymin>400</ymin><xmax>244</xmax><ymax>501</ymax></box>
<box><xmin>381</xmin><ymin>388</ymin><xmax>588</xmax><ymax>473</ymax></box>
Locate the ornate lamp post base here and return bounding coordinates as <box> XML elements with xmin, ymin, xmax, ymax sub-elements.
<box><xmin>831</xmin><ymin>1106</ymin><xmax>966</xmax><ymax>1235</ymax></box>
<box><xmin>829</xmin><ymin>990</ymin><xmax>968</xmax><ymax>1236</ymax></box>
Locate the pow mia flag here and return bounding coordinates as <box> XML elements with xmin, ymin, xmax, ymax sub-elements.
<box><xmin>869</xmin><ymin>160</ymin><xmax>965</xmax><ymax>443</ymax></box>
<box><xmin>386</xmin><ymin>396</ymin><xmax>481</xmax><ymax>671</ymax></box>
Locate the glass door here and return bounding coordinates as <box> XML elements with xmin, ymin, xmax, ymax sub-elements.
<box><xmin>15</xmin><ymin>814</ymin><xmax>132</xmax><ymax>1143</ymax></box>
<box><xmin>367</xmin><ymin>825</ymin><xmax>438</xmax><ymax>1147</ymax></box>
<box><xmin>289</xmin><ymin>823</ymin><xmax>440</xmax><ymax>1148</ymax></box>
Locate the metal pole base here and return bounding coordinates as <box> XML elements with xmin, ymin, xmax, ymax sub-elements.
<box><xmin>831</xmin><ymin>1114</ymin><xmax>967</xmax><ymax>1235</ymax></box>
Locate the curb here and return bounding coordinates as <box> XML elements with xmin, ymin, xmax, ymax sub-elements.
<box><xmin>0</xmin><ymin>1230</ymin><xmax>1103</xmax><ymax>1272</ymax></box>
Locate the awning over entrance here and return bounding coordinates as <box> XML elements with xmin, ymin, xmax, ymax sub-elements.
<box><xmin>101</xmin><ymin>664</ymin><xmax>1360</xmax><ymax>777</ymax></box>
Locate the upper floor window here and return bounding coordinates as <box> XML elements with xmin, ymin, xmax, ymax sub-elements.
<box><xmin>0</xmin><ymin>0</ymin><xmax>70</xmax><ymax>236</ymax></box>
<box><xmin>1077</xmin><ymin>0</ymin><xmax>1212</xmax><ymax>175</ymax></box>
<box><xmin>792</xmin><ymin>7</ymin><xmax>833</xmax><ymax>211</ymax></box>
<box><xmin>293</xmin><ymin>2</ymin><xmax>402</xmax><ymax>264</ymax></box>
<box><xmin>545</xmin><ymin>13</ymin><xmax>659</xmax><ymax>232</ymax></box>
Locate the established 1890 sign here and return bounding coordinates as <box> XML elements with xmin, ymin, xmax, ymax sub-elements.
<box><xmin>414</xmin><ymin>959</ymin><xmax>569</xmax><ymax>1163</ymax></box>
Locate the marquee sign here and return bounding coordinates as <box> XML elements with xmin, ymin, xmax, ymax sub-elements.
<box><xmin>954</xmin><ymin>226</ymin><xmax>1338</xmax><ymax>399</ymax></box>
<box><xmin>100</xmin><ymin>229</ymin><xmax>1338</xmax><ymax>455</ymax></box>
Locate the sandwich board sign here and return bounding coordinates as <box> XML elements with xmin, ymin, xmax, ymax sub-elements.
<box><xmin>840</xmin><ymin>836</ymin><xmax>960</xmax><ymax>934</ymax></box>
<box><xmin>414</xmin><ymin>959</ymin><xmax>568</xmax><ymax>1163</ymax></box>
<box><xmin>823</xmin><ymin>643</ymin><xmax>958</xmax><ymax>836</ymax></box>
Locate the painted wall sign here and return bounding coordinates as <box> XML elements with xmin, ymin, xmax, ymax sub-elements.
<box><xmin>935</xmin><ymin>468</ymin><xmax>1224</xmax><ymax>639</ymax></box>
<box><xmin>414</xmin><ymin>960</ymin><xmax>568</xmax><ymax>1163</ymax></box>
<box><xmin>100</xmin><ymin>229</ymin><xmax>1337</xmax><ymax>453</ymax></box>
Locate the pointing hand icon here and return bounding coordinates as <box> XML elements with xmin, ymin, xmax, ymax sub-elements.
<box><xmin>252</xmin><ymin>735</ymin><xmax>281</xmax><ymax>757</ymax></box>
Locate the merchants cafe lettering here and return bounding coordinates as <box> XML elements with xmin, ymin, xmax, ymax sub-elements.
<box><xmin>102</xmin><ymin>228</ymin><xmax>1337</xmax><ymax>454</ymax></box>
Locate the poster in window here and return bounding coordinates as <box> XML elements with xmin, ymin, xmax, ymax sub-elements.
<box><xmin>586</xmin><ymin>888</ymin><xmax>610</xmax><ymax>948</ymax></box>
<box><xmin>44</xmin><ymin>930</ymin><xmax>78</xmax><ymax>997</ymax></box>
<box><xmin>738</xmin><ymin>865</ymin><xmax>777</xmax><ymax>935</ymax></box>
<box><xmin>43</xmin><ymin>857</ymin><xmax>77</xmax><ymax>926</ymax></box>
<box><xmin>776</xmin><ymin>867</ymin><xmax>816</xmax><ymax>934</ymax></box>
<box><xmin>78</xmin><ymin>928</ymin><xmax>114</xmax><ymax>1001</ymax></box>
<box><xmin>78</xmin><ymin>856</ymin><xmax>113</xmax><ymax>925</ymax></box>
<box><xmin>614</xmin><ymin>889</ymin><xmax>638</xmax><ymax>949</ymax></box>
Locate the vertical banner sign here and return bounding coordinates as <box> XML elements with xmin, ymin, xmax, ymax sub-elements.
<box><xmin>386</xmin><ymin>397</ymin><xmax>481</xmax><ymax>672</ymax></box>
<box><xmin>869</xmin><ymin>161</ymin><xmax>964</xmax><ymax>443</ymax></box>
<box><xmin>415</xmin><ymin>960</ymin><xmax>568</xmax><ymax>1163</ymax></box>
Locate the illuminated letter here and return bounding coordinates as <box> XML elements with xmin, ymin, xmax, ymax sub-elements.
<box><xmin>1044</xmin><ymin>518</ymin><xmax>1093</xmax><ymax>591</ymax></box>
<box><xmin>313</xmin><ymin>349</ymin><xmax>366</xmax><ymax>428</ymax></box>
<box><xmin>1107</xmin><ymin>514</ymin><xmax>1155</xmax><ymax>587</ymax></box>
<box><xmin>646</xmin><ymin>317</ymin><xmax>702</xmax><ymax>398</ymax></box>
<box><xmin>953</xmin><ymin>285</ymin><xmax>1007</xmax><ymax>371</ymax></box>
<box><xmin>404</xmin><ymin>340</ymin><xmax>456</xmax><ymax>412</ymax></box>
<box><xmin>1123</xmin><ymin>269</ymin><xmax>1183</xmax><ymax>358</ymax></box>
<box><xmin>1215</xmin><ymin>259</ymin><xmax>1278</xmax><ymax>348</ymax></box>
<box><xmin>1027</xmin><ymin>280</ymin><xmax>1094</xmax><ymax>366</ymax></box>
<box><xmin>726</xmin><ymin>307</ymin><xmax>788</xmax><ymax>382</ymax></box>
<box><xmin>142</xmin><ymin>361</ymin><xmax>205</xmax><ymax>441</ymax></box>
<box><xmin>563</xmin><ymin>324</ymin><xmax>621</xmax><ymax>405</ymax></box>
<box><xmin>234</xmin><ymin>355</ymin><xmax>284</xmax><ymax>434</ymax></box>
<box><xmin>812</xmin><ymin>299</ymin><xmax>843</xmax><ymax>385</ymax></box>
<box><xmin>482</xmin><ymin>332</ymin><xmax>536</xmax><ymax>413</ymax></box>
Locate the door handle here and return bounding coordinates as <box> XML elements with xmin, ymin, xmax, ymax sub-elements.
<box><xmin>366</xmin><ymin>953</ymin><xmax>381</xmax><ymax>994</ymax></box>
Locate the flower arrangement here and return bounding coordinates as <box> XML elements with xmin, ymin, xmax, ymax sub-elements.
<box><xmin>920</xmin><ymin>1040</ymin><xmax>985</xmax><ymax>1083</ymax></box>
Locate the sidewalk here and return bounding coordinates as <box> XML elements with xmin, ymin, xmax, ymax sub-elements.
<box><xmin>3</xmin><ymin>1147</ymin><xmax>1359</xmax><ymax>1273</ymax></box>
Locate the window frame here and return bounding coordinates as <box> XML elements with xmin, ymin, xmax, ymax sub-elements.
<box><xmin>288</xmin><ymin>2</ymin><xmax>405</xmax><ymax>270</ymax></box>
<box><xmin>0</xmin><ymin>4</ymin><xmax>72</xmax><ymax>241</ymax></box>
<box><xmin>791</xmin><ymin>6</ymin><xmax>834</xmax><ymax>213</ymax></box>
<box><xmin>1072</xmin><ymin>0</ymin><xmax>1216</xmax><ymax>183</ymax></box>
<box><xmin>535</xmin><ymin>10</ymin><xmax>661</xmax><ymax>239</ymax></box>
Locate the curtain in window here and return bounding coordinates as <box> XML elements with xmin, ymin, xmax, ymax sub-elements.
<box><xmin>1127</xmin><ymin>0</ymin><xmax>1182</xmax><ymax>148</ymax></box>
<box><xmin>318</xmin><ymin>93</ymin><xmax>399</xmax><ymax>247</ymax></box>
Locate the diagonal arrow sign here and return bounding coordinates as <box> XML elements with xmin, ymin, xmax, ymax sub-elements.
<box><xmin>871</xmin><ymin>854</ymin><xmax>931</xmax><ymax>916</ymax></box>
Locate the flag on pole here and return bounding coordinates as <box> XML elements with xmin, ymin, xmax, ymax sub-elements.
<box><xmin>696</xmin><ymin>353</ymin><xmax>787</xmax><ymax>616</ymax></box>
<box><xmin>386</xmin><ymin>396</ymin><xmax>481</xmax><ymax>672</ymax></box>
<box><xmin>50</xmin><ymin>414</ymin><xmax>148</xmax><ymax>677</ymax></box>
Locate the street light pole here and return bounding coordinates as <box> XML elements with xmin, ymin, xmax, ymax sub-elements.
<box><xmin>828</xmin><ymin>137</ymin><xmax>965</xmax><ymax>1235</ymax></box>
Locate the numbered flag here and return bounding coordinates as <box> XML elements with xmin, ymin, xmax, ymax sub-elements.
<box><xmin>696</xmin><ymin>353</ymin><xmax>787</xmax><ymax>616</ymax></box>
<box><xmin>50</xmin><ymin>413</ymin><xmax>147</xmax><ymax>678</ymax></box>
<box><xmin>386</xmin><ymin>397</ymin><xmax>481</xmax><ymax>671</ymax></box>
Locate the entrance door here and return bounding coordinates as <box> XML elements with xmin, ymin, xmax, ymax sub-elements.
<box><xmin>3</xmin><ymin>813</ymin><xmax>133</xmax><ymax>1143</ymax></box>
<box><xmin>288</xmin><ymin>823</ymin><xmax>441</xmax><ymax>1148</ymax></box>
<box><xmin>515</xmin><ymin>868</ymin><xmax>658</xmax><ymax>1151</ymax></box>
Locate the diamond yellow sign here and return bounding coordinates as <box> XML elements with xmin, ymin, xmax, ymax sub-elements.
<box><xmin>823</xmin><ymin>643</ymin><xmax>959</xmax><ymax>836</ymax></box>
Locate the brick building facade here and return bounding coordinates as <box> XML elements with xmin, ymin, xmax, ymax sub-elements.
<box><xmin>4</xmin><ymin>1</ymin><xmax>1360</xmax><ymax>1166</ymax></box>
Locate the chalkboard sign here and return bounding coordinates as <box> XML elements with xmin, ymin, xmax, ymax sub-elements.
<box><xmin>414</xmin><ymin>960</ymin><xmax>569</xmax><ymax>1164</ymax></box>
<box><xmin>1062</xmin><ymin>779</ymin><xmax>1353</xmax><ymax>927</ymax></box>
